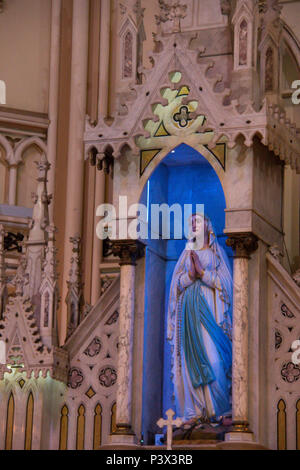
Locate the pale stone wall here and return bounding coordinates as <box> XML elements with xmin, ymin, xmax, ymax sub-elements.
<box><xmin>0</xmin><ymin>0</ymin><xmax>51</xmax><ymax>112</ymax></box>
<box><xmin>283</xmin><ymin>166</ymin><xmax>300</xmax><ymax>272</ymax></box>
<box><xmin>16</xmin><ymin>147</ymin><xmax>40</xmax><ymax>208</ymax></box>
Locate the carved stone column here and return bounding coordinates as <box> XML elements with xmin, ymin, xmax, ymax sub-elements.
<box><xmin>108</xmin><ymin>239</ymin><xmax>144</xmax><ymax>445</ymax></box>
<box><xmin>225</xmin><ymin>233</ymin><xmax>258</xmax><ymax>442</ymax></box>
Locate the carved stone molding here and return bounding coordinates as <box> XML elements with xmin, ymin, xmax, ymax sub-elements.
<box><xmin>155</xmin><ymin>0</ymin><xmax>187</xmax><ymax>32</ymax></box>
<box><xmin>292</xmin><ymin>269</ymin><xmax>300</xmax><ymax>288</ymax></box>
<box><xmin>220</xmin><ymin>0</ymin><xmax>231</xmax><ymax>16</ymax></box>
<box><xmin>226</xmin><ymin>233</ymin><xmax>258</xmax><ymax>258</ymax></box>
<box><xmin>4</xmin><ymin>232</ymin><xmax>24</xmax><ymax>253</ymax></box>
<box><xmin>268</xmin><ymin>243</ymin><xmax>283</xmax><ymax>263</ymax></box>
<box><xmin>107</xmin><ymin>239</ymin><xmax>145</xmax><ymax>266</ymax></box>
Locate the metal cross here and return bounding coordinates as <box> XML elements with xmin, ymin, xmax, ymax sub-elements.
<box><xmin>157</xmin><ymin>409</ymin><xmax>183</xmax><ymax>450</ymax></box>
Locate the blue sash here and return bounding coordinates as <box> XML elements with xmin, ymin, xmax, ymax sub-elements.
<box><xmin>182</xmin><ymin>280</ymin><xmax>232</xmax><ymax>388</ymax></box>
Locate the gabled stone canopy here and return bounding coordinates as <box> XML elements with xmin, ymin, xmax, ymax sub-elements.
<box><xmin>84</xmin><ymin>32</ymin><xmax>300</xmax><ymax>172</ymax></box>
<box><xmin>0</xmin><ymin>294</ymin><xmax>68</xmax><ymax>382</ymax></box>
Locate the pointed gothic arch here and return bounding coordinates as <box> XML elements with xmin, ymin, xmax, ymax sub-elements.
<box><xmin>139</xmin><ymin>142</ymin><xmax>231</xmax><ymax>439</ymax></box>
<box><xmin>24</xmin><ymin>391</ymin><xmax>34</xmax><ymax>450</ymax></box>
<box><xmin>5</xmin><ymin>392</ymin><xmax>14</xmax><ymax>450</ymax></box>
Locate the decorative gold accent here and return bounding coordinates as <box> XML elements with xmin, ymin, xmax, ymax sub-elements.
<box><xmin>177</xmin><ymin>85</ymin><xmax>190</xmax><ymax>97</ymax></box>
<box><xmin>111</xmin><ymin>402</ymin><xmax>117</xmax><ymax>434</ymax></box>
<box><xmin>86</xmin><ymin>386</ymin><xmax>96</xmax><ymax>399</ymax></box>
<box><xmin>59</xmin><ymin>405</ymin><xmax>68</xmax><ymax>450</ymax></box>
<box><xmin>24</xmin><ymin>392</ymin><xmax>34</xmax><ymax>450</ymax></box>
<box><xmin>204</xmin><ymin>143</ymin><xmax>226</xmax><ymax>170</ymax></box>
<box><xmin>114</xmin><ymin>424</ymin><xmax>135</xmax><ymax>435</ymax></box>
<box><xmin>277</xmin><ymin>399</ymin><xmax>286</xmax><ymax>450</ymax></box>
<box><xmin>5</xmin><ymin>393</ymin><xmax>14</xmax><ymax>450</ymax></box>
<box><xmin>76</xmin><ymin>404</ymin><xmax>85</xmax><ymax>450</ymax></box>
<box><xmin>154</xmin><ymin>121</ymin><xmax>169</xmax><ymax>137</ymax></box>
<box><xmin>296</xmin><ymin>400</ymin><xmax>300</xmax><ymax>450</ymax></box>
<box><xmin>140</xmin><ymin>149</ymin><xmax>161</xmax><ymax>175</ymax></box>
<box><xmin>232</xmin><ymin>421</ymin><xmax>252</xmax><ymax>433</ymax></box>
<box><xmin>93</xmin><ymin>403</ymin><xmax>102</xmax><ymax>450</ymax></box>
<box><xmin>18</xmin><ymin>379</ymin><xmax>25</xmax><ymax>389</ymax></box>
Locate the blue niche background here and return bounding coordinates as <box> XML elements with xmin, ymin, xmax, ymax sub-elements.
<box><xmin>139</xmin><ymin>143</ymin><xmax>231</xmax><ymax>444</ymax></box>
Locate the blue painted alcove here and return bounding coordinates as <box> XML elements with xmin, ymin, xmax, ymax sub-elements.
<box><xmin>139</xmin><ymin>143</ymin><xmax>231</xmax><ymax>443</ymax></box>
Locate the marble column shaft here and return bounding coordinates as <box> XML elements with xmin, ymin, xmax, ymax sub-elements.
<box><xmin>226</xmin><ymin>233</ymin><xmax>258</xmax><ymax>430</ymax></box>
<box><xmin>109</xmin><ymin>240</ymin><xmax>145</xmax><ymax>434</ymax></box>
<box><xmin>117</xmin><ymin>263</ymin><xmax>136</xmax><ymax>427</ymax></box>
<box><xmin>232</xmin><ymin>255</ymin><xmax>249</xmax><ymax>424</ymax></box>
<box><xmin>61</xmin><ymin>0</ymin><xmax>89</xmax><ymax>341</ymax></box>
<box><xmin>47</xmin><ymin>0</ymin><xmax>62</xmax><ymax>222</ymax></box>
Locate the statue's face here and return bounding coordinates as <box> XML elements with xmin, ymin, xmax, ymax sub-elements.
<box><xmin>191</xmin><ymin>214</ymin><xmax>205</xmax><ymax>237</ymax></box>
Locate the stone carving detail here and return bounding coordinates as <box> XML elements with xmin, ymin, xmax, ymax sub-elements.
<box><xmin>84</xmin><ymin>337</ymin><xmax>102</xmax><ymax>358</ymax></box>
<box><xmin>265</xmin><ymin>47</ymin><xmax>274</xmax><ymax>92</ymax></box>
<box><xmin>82</xmin><ymin>303</ymin><xmax>92</xmax><ymax>319</ymax></box>
<box><xmin>12</xmin><ymin>254</ymin><xmax>29</xmax><ymax>297</ymax></box>
<box><xmin>261</xmin><ymin>0</ymin><xmax>282</xmax><ymax>32</ymax></box>
<box><xmin>292</xmin><ymin>270</ymin><xmax>300</xmax><ymax>288</ymax></box>
<box><xmin>173</xmin><ymin>105</ymin><xmax>192</xmax><ymax>128</ymax></box>
<box><xmin>67</xmin><ymin>367</ymin><xmax>84</xmax><ymax>389</ymax></box>
<box><xmin>226</xmin><ymin>233</ymin><xmax>258</xmax><ymax>258</ymax></box>
<box><xmin>155</xmin><ymin>0</ymin><xmax>187</xmax><ymax>32</ymax></box>
<box><xmin>123</xmin><ymin>31</ymin><xmax>133</xmax><ymax>79</ymax></box>
<box><xmin>281</xmin><ymin>303</ymin><xmax>295</xmax><ymax>319</ymax></box>
<box><xmin>119</xmin><ymin>2</ymin><xmax>126</xmax><ymax>16</ymax></box>
<box><xmin>0</xmin><ymin>225</ymin><xmax>7</xmax><ymax>317</ymax></box>
<box><xmin>268</xmin><ymin>244</ymin><xmax>283</xmax><ymax>262</ymax></box>
<box><xmin>66</xmin><ymin>235</ymin><xmax>84</xmax><ymax>337</ymax></box>
<box><xmin>239</xmin><ymin>19</ymin><xmax>248</xmax><ymax>66</ymax></box>
<box><xmin>220</xmin><ymin>0</ymin><xmax>231</xmax><ymax>15</ymax></box>
<box><xmin>101</xmin><ymin>275</ymin><xmax>115</xmax><ymax>295</ymax></box>
<box><xmin>107</xmin><ymin>239</ymin><xmax>145</xmax><ymax>265</ymax></box>
<box><xmin>24</xmin><ymin>153</ymin><xmax>51</xmax><ymax>311</ymax></box>
<box><xmin>275</xmin><ymin>330</ymin><xmax>282</xmax><ymax>350</ymax></box>
<box><xmin>281</xmin><ymin>362</ymin><xmax>300</xmax><ymax>384</ymax></box>
<box><xmin>106</xmin><ymin>310</ymin><xmax>119</xmax><ymax>326</ymax></box>
<box><xmin>4</xmin><ymin>232</ymin><xmax>24</xmax><ymax>253</ymax></box>
<box><xmin>99</xmin><ymin>367</ymin><xmax>117</xmax><ymax>388</ymax></box>
<box><xmin>134</xmin><ymin>0</ymin><xmax>146</xmax><ymax>82</ymax></box>
<box><xmin>39</xmin><ymin>223</ymin><xmax>59</xmax><ymax>346</ymax></box>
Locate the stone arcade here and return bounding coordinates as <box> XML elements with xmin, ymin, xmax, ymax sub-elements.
<box><xmin>0</xmin><ymin>0</ymin><xmax>300</xmax><ymax>450</ymax></box>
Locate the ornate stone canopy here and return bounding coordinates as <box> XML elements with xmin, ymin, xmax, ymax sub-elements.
<box><xmin>84</xmin><ymin>31</ymin><xmax>300</xmax><ymax>173</ymax></box>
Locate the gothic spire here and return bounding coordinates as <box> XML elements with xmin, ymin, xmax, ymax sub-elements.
<box><xmin>39</xmin><ymin>224</ymin><xmax>59</xmax><ymax>348</ymax></box>
<box><xmin>24</xmin><ymin>152</ymin><xmax>52</xmax><ymax>319</ymax></box>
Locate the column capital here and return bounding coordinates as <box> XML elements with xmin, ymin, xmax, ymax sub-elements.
<box><xmin>108</xmin><ymin>239</ymin><xmax>145</xmax><ymax>266</ymax></box>
<box><xmin>226</xmin><ymin>232</ymin><xmax>258</xmax><ymax>259</ymax></box>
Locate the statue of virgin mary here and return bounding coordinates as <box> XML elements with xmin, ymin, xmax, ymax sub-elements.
<box><xmin>167</xmin><ymin>213</ymin><xmax>233</xmax><ymax>421</ymax></box>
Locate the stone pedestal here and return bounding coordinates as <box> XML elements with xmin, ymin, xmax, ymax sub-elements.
<box><xmin>108</xmin><ymin>239</ymin><xmax>145</xmax><ymax>444</ymax></box>
<box><xmin>226</xmin><ymin>233</ymin><xmax>258</xmax><ymax>442</ymax></box>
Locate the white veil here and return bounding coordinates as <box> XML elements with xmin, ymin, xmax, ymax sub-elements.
<box><xmin>167</xmin><ymin>215</ymin><xmax>233</xmax><ymax>342</ymax></box>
